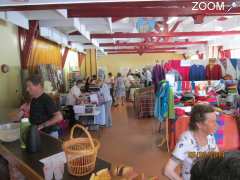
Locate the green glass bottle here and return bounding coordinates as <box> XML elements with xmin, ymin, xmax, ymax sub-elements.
<box><xmin>20</xmin><ymin>118</ymin><xmax>31</xmax><ymax>149</ymax></box>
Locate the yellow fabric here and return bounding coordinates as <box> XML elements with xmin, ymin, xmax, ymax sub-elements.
<box><xmin>27</xmin><ymin>38</ymin><xmax>62</xmax><ymax>72</ymax></box>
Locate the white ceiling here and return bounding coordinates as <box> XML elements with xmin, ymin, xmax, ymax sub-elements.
<box><xmin>1</xmin><ymin>7</ymin><xmax>240</xmax><ymax>56</ymax></box>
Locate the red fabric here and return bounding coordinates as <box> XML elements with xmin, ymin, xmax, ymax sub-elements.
<box><xmin>206</xmin><ymin>64</ymin><xmax>222</xmax><ymax>80</ymax></box>
<box><xmin>175</xmin><ymin>108</ymin><xmax>186</xmax><ymax>116</ymax></box>
<box><xmin>182</xmin><ymin>81</ymin><xmax>191</xmax><ymax>92</ymax></box>
<box><xmin>220</xmin><ymin>50</ymin><xmax>231</xmax><ymax>59</ymax></box>
<box><xmin>164</xmin><ymin>60</ymin><xmax>190</xmax><ymax>81</ymax></box>
<box><xmin>179</xmin><ymin>66</ymin><xmax>190</xmax><ymax>81</ymax></box>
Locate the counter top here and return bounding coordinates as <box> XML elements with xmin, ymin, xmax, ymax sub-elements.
<box><xmin>0</xmin><ymin>133</ymin><xmax>110</xmax><ymax>180</ymax></box>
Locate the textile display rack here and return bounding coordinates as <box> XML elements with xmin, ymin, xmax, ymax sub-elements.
<box><xmin>133</xmin><ymin>86</ymin><xmax>154</xmax><ymax>118</ymax></box>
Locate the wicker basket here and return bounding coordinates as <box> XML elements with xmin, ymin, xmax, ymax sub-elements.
<box><xmin>63</xmin><ymin>124</ymin><xmax>100</xmax><ymax>176</ymax></box>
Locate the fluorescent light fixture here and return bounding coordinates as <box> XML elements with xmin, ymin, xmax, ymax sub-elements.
<box><xmin>120</xmin><ymin>18</ymin><xmax>130</xmax><ymax>23</ymax></box>
<box><xmin>215</xmin><ymin>26</ymin><xmax>223</xmax><ymax>31</ymax></box>
<box><xmin>167</xmin><ymin>17</ymin><xmax>178</xmax><ymax>24</ymax></box>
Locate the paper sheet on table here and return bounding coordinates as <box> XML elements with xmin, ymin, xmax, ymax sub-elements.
<box><xmin>39</xmin><ymin>152</ymin><xmax>66</xmax><ymax>164</ymax></box>
<box><xmin>73</xmin><ymin>105</ymin><xmax>85</xmax><ymax>114</ymax></box>
<box><xmin>90</xmin><ymin>94</ymin><xmax>99</xmax><ymax>104</ymax></box>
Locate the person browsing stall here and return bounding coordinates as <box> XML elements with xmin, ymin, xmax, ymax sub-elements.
<box><xmin>164</xmin><ymin>104</ymin><xmax>219</xmax><ymax>180</ymax></box>
<box><xmin>26</xmin><ymin>75</ymin><xmax>63</xmax><ymax>137</ymax></box>
<box><xmin>99</xmin><ymin>80</ymin><xmax>113</xmax><ymax>127</ymax></box>
<box><xmin>66</xmin><ymin>80</ymin><xmax>83</xmax><ymax>106</ymax></box>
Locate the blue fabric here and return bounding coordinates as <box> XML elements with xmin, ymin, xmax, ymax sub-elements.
<box><xmin>191</xmin><ymin>81</ymin><xmax>195</xmax><ymax>92</ymax></box>
<box><xmin>154</xmin><ymin>81</ymin><xmax>169</xmax><ymax>122</ymax></box>
<box><xmin>230</xmin><ymin>58</ymin><xmax>238</xmax><ymax>70</ymax></box>
<box><xmin>95</xmin><ymin>105</ymin><xmax>106</xmax><ymax>125</ymax></box>
<box><xmin>189</xmin><ymin>65</ymin><xmax>206</xmax><ymax>81</ymax></box>
<box><xmin>177</xmin><ymin>81</ymin><xmax>182</xmax><ymax>94</ymax></box>
<box><xmin>198</xmin><ymin>65</ymin><xmax>205</xmax><ymax>80</ymax></box>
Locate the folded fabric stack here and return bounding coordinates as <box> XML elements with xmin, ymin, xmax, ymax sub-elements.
<box><xmin>180</xmin><ymin>92</ymin><xmax>195</xmax><ymax>106</ymax></box>
<box><xmin>225</xmin><ymin>80</ymin><xmax>237</xmax><ymax>94</ymax></box>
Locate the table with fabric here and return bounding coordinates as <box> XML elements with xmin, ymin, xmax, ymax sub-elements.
<box><xmin>0</xmin><ymin>133</ymin><xmax>111</xmax><ymax>180</ymax></box>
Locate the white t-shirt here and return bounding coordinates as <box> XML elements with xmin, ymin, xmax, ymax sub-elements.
<box><xmin>105</xmin><ymin>76</ymin><xmax>114</xmax><ymax>89</ymax></box>
<box><xmin>145</xmin><ymin>70</ymin><xmax>152</xmax><ymax>82</ymax></box>
<box><xmin>172</xmin><ymin>131</ymin><xmax>219</xmax><ymax>180</ymax></box>
<box><xmin>66</xmin><ymin>85</ymin><xmax>81</xmax><ymax>105</ymax></box>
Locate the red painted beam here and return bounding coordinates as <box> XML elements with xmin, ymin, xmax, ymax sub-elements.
<box><xmin>100</xmin><ymin>41</ymin><xmax>208</xmax><ymax>47</ymax></box>
<box><xmin>22</xmin><ymin>20</ymin><xmax>39</xmax><ymax>69</ymax></box>
<box><xmin>0</xmin><ymin>1</ymin><xmax>202</xmax><ymax>11</ymax></box>
<box><xmin>105</xmin><ymin>47</ymin><xmax>187</xmax><ymax>52</ymax></box>
<box><xmin>112</xmin><ymin>17</ymin><xmax>125</xmax><ymax>23</ymax></box>
<box><xmin>108</xmin><ymin>50</ymin><xmax>177</xmax><ymax>55</ymax></box>
<box><xmin>92</xmin><ymin>31</ymin><xmax>240</xmax><ymax>39</ymax></box>
<box><xmin>170</xmin><ymin>20</ymin><xmax>183</xmax><ymax>32</ymax></box>
<box><xmin>69</xmin><ymin>31</ymin><xmax>81</xmax><ymax>35</ymax></box>
<box><xmin>83</xmin><ymin>43</ymin><xmax>93</xmax><ymax>45</ymax></box>
<box><xmin>67</xmin><ymin>6</ymin><xmax>240</xmax><ymax>17</ymax></box>
<box><xmin>62</xmin><ymin>47</ymin><xmax>69</xmax><ymax>68</ymax></box>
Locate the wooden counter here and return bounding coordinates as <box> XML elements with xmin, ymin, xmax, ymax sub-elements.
<box><xmin>0</xmin><ymin>133</ymin><xmax>110</xmax><ymax>180</ymax></box>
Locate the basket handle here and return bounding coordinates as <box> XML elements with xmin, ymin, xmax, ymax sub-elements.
<box><xmin>70</xmin><ymin>124</ymin><xmax>95</xmax><ymax>150</ymax></box>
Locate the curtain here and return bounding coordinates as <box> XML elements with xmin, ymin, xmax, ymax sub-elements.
<box><xmin>27</xmin><ymin>38</ymin><xmax>62</xmax><ymax>72</ymax></box>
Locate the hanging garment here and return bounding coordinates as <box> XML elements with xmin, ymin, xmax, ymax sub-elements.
<box><xmin>154</xmin><ymin>81</ymin><xmax>174</xmax><ymax>122</ymax></box>
<box><xmin>164</xmin><ymin>60</ymin><xmax>190</xmax><ymax>81</ymax></box>
<box><xmin>189</xmin><ymin>64</ymin><xmax>206</xmax><ymax>81</ymax></box>
<box><xmin>152</xmin><ymin>64</ymin><xmax>165</xmax><ymax>92</ymax></box>
<box><xmin>206</xmin><ymin>64</ymin><xmax>222</xmax><ymax>80</ymax></box>
<box><xmin>168</xmin><ymin>69</ymin><xmax>182</xmax><ymax>81</ymax></box>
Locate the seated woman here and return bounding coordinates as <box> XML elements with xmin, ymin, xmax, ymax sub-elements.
<box><xmin>164</xmin><ymin>104</ymin><xmax>219</xmax><ymax>180</ymax></box>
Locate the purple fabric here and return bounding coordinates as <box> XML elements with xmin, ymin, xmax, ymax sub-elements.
<box><xmin>152</xmin><ymin>64</ymin><xmax>165</xmax><ymax>91</ymax></box>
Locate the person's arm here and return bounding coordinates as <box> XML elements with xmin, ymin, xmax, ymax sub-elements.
<box><xmin>38</xmin><ymin>111</ymin><xmax>63</xmax><ymax>130</ymax></box>
<box><xmin>164</xmin><ymin>158</ymin><xmax>182</xmax><ymax>180</ymax></box>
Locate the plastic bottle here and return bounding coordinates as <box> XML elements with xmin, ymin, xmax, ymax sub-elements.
<box><xmin>20</xmin><ymin>118</ymin><xmax>31</xmax><ymax>149</ymax></box>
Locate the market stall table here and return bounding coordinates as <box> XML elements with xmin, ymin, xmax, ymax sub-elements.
<box><xmin>0</xmin><ymin>132</ymin><xmax>110</xmax><ymax>180</ymax></box>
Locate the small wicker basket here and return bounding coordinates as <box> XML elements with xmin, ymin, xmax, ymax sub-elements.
<box><xmin>63</xmin><ymin>124</ymin><xmax>100</xmax><ymax>176</ymax></box>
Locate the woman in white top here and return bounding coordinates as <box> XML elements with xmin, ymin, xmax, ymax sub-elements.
<box><xmin>99</xmin><ymin>80</ymin><xmax>113</xmax><ymax>127</ymax></box>
<box><xmin>164</xmin><ymin>104</ymin><xmax>219</xmax><ymax>180</ymax></box>
<box><xmin>66</xmin><ymin>80</ymin><xmax>82</xmax><ymax>106</ymax></box>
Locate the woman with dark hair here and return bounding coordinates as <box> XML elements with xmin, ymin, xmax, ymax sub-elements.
<box><xmin>164</xmin><ymin>104</ymin><xmax>219</xmax><ymax>180</ymax></box>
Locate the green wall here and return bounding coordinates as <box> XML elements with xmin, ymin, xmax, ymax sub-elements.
<box><xmin>0</xmin><ymin>20</ymin><xmax>22</xmax><ymax>111</ymax></box>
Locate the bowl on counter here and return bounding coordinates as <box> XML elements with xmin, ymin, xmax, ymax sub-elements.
<box><xmin>0</xmin><ymin>123</ymin><xmax>20</xmax><ymax>142</ymax></box>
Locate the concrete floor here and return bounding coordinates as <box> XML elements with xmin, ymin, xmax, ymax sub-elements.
<box><xmin>97</xmin><ymin>103</ymin><xmax>170</xmax><ymax>179</ymax></box>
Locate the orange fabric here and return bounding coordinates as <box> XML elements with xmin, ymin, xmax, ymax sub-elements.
<box><xmin>27</xmin><ymin>39</ymin><xmax>62</xmax><ymax>72</ymax></box>
<box><xmin>175</xmin><ymin>116</ymin><xmax>190</xmax><ymax>142</ymax></box>
<box><xmin>219</xmin><ymin>114</ymin><xmax>239</xmax><ymax>151</ymax></box>
<box><xmin>170</xmin><ymin>116</ymin><xmax>190</xmax><ymax>151</ymax></box>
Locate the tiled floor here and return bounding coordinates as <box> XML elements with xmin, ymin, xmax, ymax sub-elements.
<box><xmin>97</xmin><ymin>103</ymin><xmax>170</xmax><ymax>179</ymax></box>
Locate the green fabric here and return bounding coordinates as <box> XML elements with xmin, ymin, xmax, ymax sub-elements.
<box><xmin>168</xmin><ymin>86</ymin><xmax>175</xmax><ymax>119</ymax></box>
